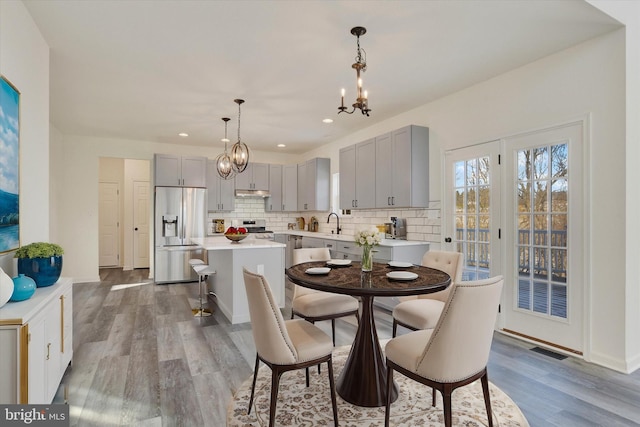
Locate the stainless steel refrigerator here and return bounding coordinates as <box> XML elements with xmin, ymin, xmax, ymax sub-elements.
<box><xmin>154</xmin><ymin>187</ymin><xmax>206</xmax><ymax>283</ymax></box>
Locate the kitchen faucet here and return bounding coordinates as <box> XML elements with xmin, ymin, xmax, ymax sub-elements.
<box><xmin>327</xmin><ymin>212</ymin><xmax>341</xmax><ymax>235</ymax></box>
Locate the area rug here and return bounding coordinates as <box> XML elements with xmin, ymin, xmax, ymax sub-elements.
<box><xmin>227</xmin><ymin>345</ymin><xmax>529</xmax><ymax>426</ymax></box>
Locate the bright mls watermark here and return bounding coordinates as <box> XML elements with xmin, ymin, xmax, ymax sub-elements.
<box><xmin>1</xmin><ymin>405</ymin><xmax>69</xmax><ymax>426</ymax></box>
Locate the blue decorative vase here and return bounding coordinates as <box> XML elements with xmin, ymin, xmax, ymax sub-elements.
<box><xmin>18</xmin><ymin>256</ymin><xmax>63</xmax><ymax>288</ymax></box>
<box><xmin>10</xmin><ymin>274</ymin><xmax>36</xmax><ymax>302</ymax></box>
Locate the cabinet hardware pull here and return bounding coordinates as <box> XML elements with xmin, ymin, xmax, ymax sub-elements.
<box><xmin>391</xmin><ymin>196</ymin><xmax>395</xmax><ymax>205</ymax></box>
<box><xmin>388</xmin><ymin>196</ymin><xmax>391</xmax><ymax>206</ymax></box>
<box><xmin>46</xmin><ymin>343</ymin><xmax>51</xmax><ymax>360</ymax></box>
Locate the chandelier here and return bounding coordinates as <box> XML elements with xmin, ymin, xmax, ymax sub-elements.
<box><xmin>338</xmin><ymin>26</ymin><xmax>371</xmax><ymax>116</ymax></box>
<box><xmin>231</xmin><ymin>98</ymin><xmax>250</xmax><ymax>173</ymax></box>
<box><xmin>215</xmin><ymin>117</ymin><xmax>235</xmax><ymax>179</ymax></box>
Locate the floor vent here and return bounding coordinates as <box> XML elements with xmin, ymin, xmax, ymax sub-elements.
<box><xmin>530</xmin><ymin>346</ymin><xmax>568</xmax><ymax>360</ymax></box>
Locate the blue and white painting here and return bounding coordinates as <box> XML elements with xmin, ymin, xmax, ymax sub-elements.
<box><xmin>0</xmin><ymin>76</ymin><xmax>19</xmax><ymax>253</ymax></box>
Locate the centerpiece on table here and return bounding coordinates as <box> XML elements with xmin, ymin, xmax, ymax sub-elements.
<box><xmin>14</xmin><ymin>242</ymin><xmax>64</xmax><ymax>287</ymax></box>
<box><xmin>354</xmin><ymin>226</ymin><xmax>381</xmax><ymax>272</ymax></box>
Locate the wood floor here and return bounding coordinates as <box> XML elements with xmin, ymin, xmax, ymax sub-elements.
<box><xmin>57</xmin><ymin>268</ymin><xmax>640</xmax><ymax>426</ymax></box>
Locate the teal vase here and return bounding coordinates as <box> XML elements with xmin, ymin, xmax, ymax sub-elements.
<box><xmin>10</xmin><ymin>274</ymin><xmax>36</xmax><ymax>302</ymax></box>
<box><xmin>18</xmin><ymin>256</ymin><xmax>63</xmax><ymax>287</ymax></box>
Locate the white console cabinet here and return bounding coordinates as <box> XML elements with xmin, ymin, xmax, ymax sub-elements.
<box><xmin>0</xmin><ymin>277</ymin><xmax>73</xmax><ymax>404</ymax></box>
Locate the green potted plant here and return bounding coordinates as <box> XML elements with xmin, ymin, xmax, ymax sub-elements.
<box><xmin>14</xmin><ymin>242</ymin><xmax>64</xmax><ymax>287</ymax></box>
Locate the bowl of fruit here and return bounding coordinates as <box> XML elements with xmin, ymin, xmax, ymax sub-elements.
<box><xmin>224</xmin><ymin>227</ymin><xmax>248</xmax><ymax>243</ymax></box>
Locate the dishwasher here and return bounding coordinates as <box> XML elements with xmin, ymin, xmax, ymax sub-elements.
<box><xmin>277</xmin><ymin>234</ymin><xmax>302</xmax><ymax>269</ymax></box>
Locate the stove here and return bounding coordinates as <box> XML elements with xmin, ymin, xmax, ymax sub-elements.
<box><xmin>240</xmin><ymin>219</ymin><xmax>274</xmax><ymax>238</ymax></box>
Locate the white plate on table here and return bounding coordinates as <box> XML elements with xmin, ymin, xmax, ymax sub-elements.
<box><xmin>388</xmin><ymin>261</ymin><xmax>413</xmax><ymax>268</ymax></box>
<box><xmin>327</xmin><ymin>259</ymin><xmax>352</xmax><ymax>266</ymax></box>
<box><xmin>306</xmin><ymin>267</ymin><xmax>331</xmax><ymax>275</ymax></box>
<box><xmin>386</xmin><ymin>271</ymin><xmax>419</xmax><ymax>281</ymax></box>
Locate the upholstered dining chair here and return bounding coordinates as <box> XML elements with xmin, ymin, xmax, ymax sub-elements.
<box><xmin>243</xmin><ymin>268</ymin><xmax>339</xmax><ymax>427</ymax></box>
<box><xmin>291</xmin><ymin>247</ymin><xmax>360</xmax><ymax>345</ymax></box>
<box><xmin>391</xmin><ymin>250</ymin><xmax>464</xmax><ymax>337</ymax></box>
<box><xmin>384</xmin><ymin>275</ymin><xmax>504</xmax><ymax>427</ymax></box>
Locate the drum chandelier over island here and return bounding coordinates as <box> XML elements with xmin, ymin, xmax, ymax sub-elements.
<box><xmin>338</xmin><ymin>26</ymin><xmax>371</xmax><ymax>116</ymax></box>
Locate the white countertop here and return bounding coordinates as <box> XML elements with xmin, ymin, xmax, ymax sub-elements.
<box><xmin>276</xmin><ymin>230</ymin><xmax>430</xmax><ymax>247</ymax></box>
<box><xmin>191</xmin><ymin>236</ymin><xmax>285</xmax><ymax>250</ymax></box>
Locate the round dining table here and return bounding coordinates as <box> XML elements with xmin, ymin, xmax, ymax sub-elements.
<box><xmin>285</xmin><ymin>260</ymin><xmax>451</xmax><ymax>407</ymax></box>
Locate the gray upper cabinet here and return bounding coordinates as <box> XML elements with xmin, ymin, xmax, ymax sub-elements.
<box><xmin>375</xmin><ymin>125</ymin><xmax>429</xmax><ymax>208</ymax></box>
<box><xmin>283</xmin><ymin>164</ymin><xmax>298</xmax><ymax>212</ymax></box>
<box><xmin>154</xmin><ymin>154</ymin><xmax>207</xmax><ymax>187</ymax></box>
<box><xmin>339</xmin><ymin>138</ymin><xmax>376</xmax><ymax>209</ymax></box>
<box><xmin>206</xmin><ymin>160</ymin><xmax>235</xmax><ymax>211</ymax></box>
<box><xmin>298</xmin><ymin>158</ymin><xmax>330</xmax><ymax>211</ymax></box>
<box><xmin>266</xmin><ymin>164</ymin><xmax>283</xmax><ymax>212</ymax></box>
<box><xmin>235</xmin><ymin>162</ymin><xmax>269</xmax><ymax>191</ymax></box>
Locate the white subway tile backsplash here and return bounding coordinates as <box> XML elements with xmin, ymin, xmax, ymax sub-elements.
<box><xmin>207</xmin><ymin>198</ymin><xmax>442</xmax><ymax>242</ymax></box>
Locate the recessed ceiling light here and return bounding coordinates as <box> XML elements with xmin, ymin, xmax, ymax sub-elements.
<box><xmin>277</xmin><ymin>144</ymin><xmax>286</xmax><ymax>148</ymax></box>
<box><xmin>178</xmin><ymin>132</ymin><xmax>189</xmax><ymax>137</ymax></box>
<box><xmin>322</xmin><ymin>118</ymin><xmax>334</xmax><ymax>124</ymax></box>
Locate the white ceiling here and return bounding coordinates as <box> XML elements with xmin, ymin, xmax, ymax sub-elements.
<box><xmin>23</xmin><ymin>0</ymin><xmax>621</xmax><ymax>155</ymax></box>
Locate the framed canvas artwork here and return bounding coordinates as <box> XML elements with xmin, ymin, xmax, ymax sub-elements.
<box><xmin>0</xmin><ymin>76</ymin><xmax>20</xmax><ymax>253</ymax></box>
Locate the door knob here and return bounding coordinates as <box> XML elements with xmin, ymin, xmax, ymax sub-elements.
<box><xmin>135</xmin><ymin>228</ymin><xmax>139</xmax><ymax>231</ymax></box>
<box><xmin>444</xmin><ymin>237</ymin><xmax>452</xmax><ymax>243</ymax></box>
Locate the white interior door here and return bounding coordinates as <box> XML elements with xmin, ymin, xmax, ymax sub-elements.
<box><xmin>502</xmin><ymin>121</ymin><xmax>585</xmax><ymax>354</ymax></box>
<box><xmin>444</xmin><ymin>141</ymin><xmax>502</xmax><ymax>282</ymax></box>
<box><xmin>99</xmin><ymin>182</ymin><xmax>119</xmax><ymax>267</ymax></box>
<box><xmin>133</xmin><ymin>181</ymin><xmax>150</xmax><ymax>269</ymax></box>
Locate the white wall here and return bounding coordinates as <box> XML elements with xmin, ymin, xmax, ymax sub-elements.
<box><xmin>296</xmin><ymin>29</ymin><xmax>628</xmax><ymax>369</ymax></box>
<box><xmin>588</xmin><ymin>0</ymin><xmax>640</xmax><ymax>373</ymax></box>
<box><xmin>0</xmin><ymin>1</ymin><xmax>50</xmax><ymax>275</ymax></box>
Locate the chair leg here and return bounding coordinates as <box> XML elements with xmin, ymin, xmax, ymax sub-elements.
<box><xmin>248</xmin><ymin>354</ymin><xmax>260</xmax><ymax>414</ymax></box>
<box><xmin>481</xmin><ymin>370</ymin><xmax>494</xmax><ymax>427</ymax></box>
<box><xmin>443</xmin><ymin>384</ymin><xmax>453</xmax><ymax>427</ymax></box>
<box><xmin>384</xmin><ymin>365</ymin><xmax>394</xmax><ymax>427</ymax></box>
<box><xmin>269</xmin><ymin>369</ymin><xmax>283</xmax><ymax>427</ymax></box>
<box><xmin>331</xmin><ymin>319</ymin><xmax>336</xmax><ymax>346</ymax></box>
<box><xmin>305</xmin><ymin>367</ymin><xmax>310</xmax><ymax>387</ymax></box>
<box><xmin>432</xmin><ymin>387</ymin><xmax>436</xmax><ymax>406</ymax></box>
<box><xmin>392</xmin><ymin>319</ymin><xmax>398</xmax><ymax>338</ymax></box>
<box><xmin>327</xmin><ymin>358</ymin><xmax>339</xmax><ymax>427</ymax></box>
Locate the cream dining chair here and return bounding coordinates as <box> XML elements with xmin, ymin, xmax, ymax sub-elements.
<box><xmin>384</xmin><ymin>275</ymin><xmax>504</xmax><ymax>427</ymax></box>
<box><xmin>391</xmin><ymin>250</ymin><xmax>464</xmax><ymax>337</ymax></box>
<box><xmin>243</xmin><ymin>268</ymin><xmax>339</xmax><ymax>427</ymax></box>
<box><xmin>291</xmin><ymin>247</ymin><xmax>359</xmax><ymax>345</ymax></box>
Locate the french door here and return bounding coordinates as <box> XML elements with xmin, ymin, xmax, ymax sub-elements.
<box><xmin>502</xmin><ymin>121</ymin><xmax>585</xmax><ymax>354</ymax></box>
<box><xmin>444</xmin><ymin>141</ymin><xmax>501</xmax><ymax>284</ymax></box>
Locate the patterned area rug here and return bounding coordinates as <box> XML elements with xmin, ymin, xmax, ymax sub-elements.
<box><xmin>227</xmin><ymin>345</ymin><xmax>529</xmax><ymax>426</ymax></box>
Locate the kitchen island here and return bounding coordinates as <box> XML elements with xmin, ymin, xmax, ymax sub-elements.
<box><xmin>191</xmin><ymin>236</ymin><xmax>285</xmax><ymax>324</ymax></box>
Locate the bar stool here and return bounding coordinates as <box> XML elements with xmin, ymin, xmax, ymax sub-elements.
<box><xmin>190</xmin><ymin>261</ymin><xmax>215</xmax><ymax>317</ymax></box>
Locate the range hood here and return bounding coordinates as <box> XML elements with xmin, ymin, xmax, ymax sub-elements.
<box><xmin>235</xmin><ymin>189</ymin><xmax>271</xmax><ymax>198</ymax></box>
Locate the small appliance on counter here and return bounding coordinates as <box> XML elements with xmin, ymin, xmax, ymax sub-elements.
<box><xmin>212</xmin><ymin>218</ymin><xmax>225</xmax><ymax>234</ymax></box>
<box><xmin>384</xmin><ymin>217</ymin><xmax>407</xmax><ymax>240</ymax></box>
<box><xmin>308</xmin><ymin>216</ymin><xmax>319</xmax><ymax>232</ymax></box>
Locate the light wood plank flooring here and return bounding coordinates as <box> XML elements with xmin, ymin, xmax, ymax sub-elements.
<box><xmin>57</xmin><ymin>268</ymin><xmax>640</xmax><ymax>426</ymax></box>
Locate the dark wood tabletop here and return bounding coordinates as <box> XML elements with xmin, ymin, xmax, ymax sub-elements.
<box><xmin>286</xmin><ymin>260</ymin><xmax>451</xmax><ymax>407</ymax></box>
<box><xmin>286</xmin><ymin>260</ymin><xmax>450</xmax><ymax>297</ymax></box>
